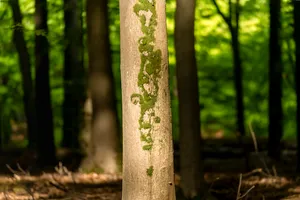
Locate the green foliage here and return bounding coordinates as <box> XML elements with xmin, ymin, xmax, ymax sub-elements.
<box><xmin>0</xmin><ymin>0</ymin><xmax>298</xmax><ymax>148</ymax></box>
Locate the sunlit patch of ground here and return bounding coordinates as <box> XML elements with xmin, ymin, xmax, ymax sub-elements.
<box><xmin>1</xmin><ymin>137</ymin><xmax>300</xmax><ymax>199</ymax></box>
<box><xmin>0</xmin><ymin>172</ymin><xmax>122</xmax><ymax>200</ymax></box>
<box><xmin>0</xmin><ymin>168</ymin><xmax>300</xmax><ymax>199</ymax></box>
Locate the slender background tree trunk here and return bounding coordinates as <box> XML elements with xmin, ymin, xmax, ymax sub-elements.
<box><xmin>35</xmin><ymin>0</ymin><xmax>56</xmax><ymax>166</ymax></box>
<box><xmin>231</xmin><ymin>26</ymin><xmax>244</xmax><ymax>138</ymax></box>
<box><xmin>81</xmin><ymin>0</ymin><xmax>119</xmax><ymax>173</ymax></box>
<box><xmin>211</xmin><ymin>0</ymin><xmax>245</xmax><ymax>137</ymax></box>
<box><xmin>10</xmin><ymin>0</ymin><xmax>37</xmax><ymax>149</ymax></box>
<box><xmin>62</xmin><ymin>0</ymin><xmax>85</xmax><ymax>149</ymax></box>
<box><xmin>268</xmin><ymin>0</ymin><xmax>282</xmax><ymax>160</ymax></box>
<box><xmin>294</xmin><ymin>0</ymin><xmax>300</xmax><ymax>172</ymax></box>
<box><xmin>174</xmin><ymin>0</ymin><xmax>204</xmax><ymax>198</ymax></box>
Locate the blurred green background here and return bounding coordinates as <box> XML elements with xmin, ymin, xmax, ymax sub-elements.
<box><xmin>0</xmin><ymin>0</ymin><xmax>296</xmax><ymax>148</ymax></box>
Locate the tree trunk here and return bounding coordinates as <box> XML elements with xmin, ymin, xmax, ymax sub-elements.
<box><xmin>35</xmin><ymin>0</ymin><xmax>56</xmax><ymax>166</ymax></box>
<box><xmin>120</xmin><ymin>0</ymin><xmax>176</xmax><ymax>199</ymax></box>
<box><xmin>81</xmin><ymin>0</ymin><xmax>119</xmax><ymax>173</ymax></box>
<box><xmin>174</xmin><ymin>0</ymin><xmax>204</xmax><ymax>198</ymax></box>
<box><xmin>268</xmin><ymin>0</ymin><xmax>282</xmax><ymax>160</ymax></box>
<box><xmin>62</xmin><ymin>0</ymin><xmax>85</xmax><ymax>149</ymax></box>
<box><xmin>211</xmin><ymin>0</ymin><xmax>245</xmax><ymax>137</ymax></box>
<box><xmin>294</xmin><ymin>0</ymin><xmax>300</xmax><ymax>172</ymax></box>
<box><xmin>0</xmin><ymin>106</ymin><xmax>3</xmax><ymax>150</ymax></box>
<box><xmin>9</xmin><ymin>0</ymin><xmax>38</xmax><ymax>149</ymax></box>
<box><xmin>231</xmin><ymin>26</ymin><xmax>245</xmax><ymax>137</ymax></box>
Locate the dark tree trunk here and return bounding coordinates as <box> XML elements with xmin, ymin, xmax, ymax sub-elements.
<box><xmin>294</xmin><ymin>0</ymin><xmax>300</xmax><ymax>172</ymax></box>
<box><xmin>0</xmin><ymin>108</ymin><xmax>10</xmax><ymax>151</ymax></box>
<box><xmin>175</xmin><ymin>0</ymin><xmax>204</xmax><ymax>198</ymax></box>
<box><xmin>80</xmin><ymin>0</ymin><xmax>119</xmax><ymax>173</ymax></box>
<box><xmin>230</xmin><ymin>25</ymin><xmax>245</xmax><ymax>138</ymax></box>
<box><xmin>268</xmin><ymin>0</ymin><xmax>282</xmax><ymax>160</ymax></box>
<box><xmin>211</xmin><ymin>0</ymin><xmax>245</xmax><ymax>137</ymax></box>
<box><xmin>34</xmin><ymin>0</ymin><xmax>56</xmax><ymax>166</ymax></box>
<box><xmin>9</xmin><ymin>0</ymin><xmax>38</xmax><ymax>149</ymax></box>
<box><xmin>62</xmin><ymin>0</ymin><xmax>85</xmax><ymax>149</ymax></box>
<box><xmin>0</xmin><ymin>107</ymin><xmax>3</xmax><ymax>150</ymax></box>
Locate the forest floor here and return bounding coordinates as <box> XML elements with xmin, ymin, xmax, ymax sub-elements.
<box><xmin>0</xmin><ymin>138</ymin><xmax>299</xmax><ymax>199</ymax></box>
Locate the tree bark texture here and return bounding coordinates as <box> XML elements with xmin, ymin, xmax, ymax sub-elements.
<box><xmin>34</xmin><ymin>0</ymin><xmax>56</xmax><ymax>165</ymax></box>
<box><xmin>10</xmin><ymin>0</ymin><xmax>38</xmax><ymax>149</ymax></box>
<box><xmin>120</xmin><ymin>0</ymin><xmax>176</xmax><ymax>199</ymax></box>
<box><xmin>62</xmin><ymin>0</ymin><xmax>85</xmax><ymax>149</ymax></box>
<box><xmin>268</xmin><ymin>0</ymin><xmax>282</xmax><ymax>160</ymax></box>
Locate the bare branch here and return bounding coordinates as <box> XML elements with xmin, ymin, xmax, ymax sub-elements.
<box><xmin>248</xmin><ymin>122</ymin><xmax>272</xmax><ymax>175</ymax></box>
<box><xmin>6</xmin><ymin>164</ymin><xmax>29</xmax><ymax>176</ymax></box>
<box><xmin>236</xmin><ymin>173</ymin><xmax>255</xmax><ymax>199</ymax></box>
<box><xmin>248</xmin><ymin>122</ymin><xmax>258</xmax><ymax>153</ymax></box>
<box><xmin>236</xmin><ymin>174</ymin><xmax>242</xmax><ymax>200</ymax></box>
<box><xmin>229</xmin><ymin>0</ymin><xmax>232</xmax><ymax>23</ymax></box>
<box><xmin>238</xmin><ymin>185</ymin><xmax>255</xmax><ymax>199</ymax></box>
<box><xmin>235</xmin><ymin>0</ymin><xmax>240</xmax><ymax>31</ymax></box>
<box><xmin>211</xmin><ymin>0</ymin><xmax>231</xmax><ymax>25</ymax></box>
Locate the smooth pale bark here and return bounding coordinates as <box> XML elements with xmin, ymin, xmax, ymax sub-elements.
<box><xmin>175</xmin><ymin>0</ymin><xmax>204</xmax><ymax>198</ymax></box>
<box><xmin>120</xmin><ymin>0</ymin><xmax>176</xmax><ymax>199</ymax></box>
<box><xmin>81</xmin><ymin>0</ymin><xmax>119</xmax><ymax>174</ymax></box>
<box><xmin>9</xmin><ymin>0</ymin><xmax>38</xmax><ymax>149</ymax></box>
<box><xmin>268</xmin><ymin>0</ymin><xmax>282</xmax><ymax>160</ymax></box>
<box><xmin>294</xmin><ymin>0</ymin><xmax>300</xmax><ymax>172</ymax></box>
<box><xmin>80</xmin><ymin>92</ymin><xmax>92</xmax><ymax>154</ymax></box>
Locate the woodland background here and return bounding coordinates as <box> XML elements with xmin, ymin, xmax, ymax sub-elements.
<box><xmin>0</xmin><ymin>0</ymin><xmax>299</xmax><ymax>199</ymax></box>
<box><xmin>0</xmin><ymin>0</ymin><xmax>296</xmax><ymax>148</ymax></box>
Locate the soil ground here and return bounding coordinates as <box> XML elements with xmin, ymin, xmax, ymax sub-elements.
<box><xmin>0</xmin><ymin>138</ymin><xmax>299</xmax><ymax>200</ymax></box>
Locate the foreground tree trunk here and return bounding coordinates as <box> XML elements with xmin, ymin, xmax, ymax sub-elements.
<box><xmin>268</xmin><ymin>0</ymin><xmax>282</xmax><ymax>160</ymax></box>
<box><xmin>81</xmin><ymin>0</ymin><xmax>119</xmax><ymax>173</ymax></box>
<box><xmin>10</xmin><ymin>0</ymin><xmax>37</xmax><ymax>149</ymax></box>
<box><xmin>62</xmin><ymin>0</ymin><xmax>85</xmax><ymax>149</ymax></box>
<box><xmin>174</xmin><ymin>0</ymin><xmax>204</xmax><ymax>198</ymax></box>
<box><xmin>120</xmin><ymin>0</ymin><xmax>176</xmax><ymax>199</ymax></box>
<box><xmin>294</xmin><ymin>0</ymin><xmax>300</xmax><ymax>172</ymax></box>
<box><xmin>35</xmin><ymin>0</ymin><xmax>56</xmax><ymax>165</ymax></box>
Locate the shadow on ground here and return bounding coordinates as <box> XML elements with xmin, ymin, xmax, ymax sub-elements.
<box><xmin>0</xmin><ymin>138</ymin><xmax>299</xmax><ymax>199</ymax></box>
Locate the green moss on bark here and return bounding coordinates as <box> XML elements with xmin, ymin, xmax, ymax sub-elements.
<box><xmin>131</xmin><ymin>0</ymin><xmax>162</xmax><ymax>152</ymax></box>
<box><xmin>146</xmin><ymin>165</ymin><xmax>154</xmax><ymax>177</ymax></box>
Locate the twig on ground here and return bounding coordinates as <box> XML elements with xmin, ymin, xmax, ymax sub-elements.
<box><xmin>248</xmin><ymin>123</ymin><xmax>258</xmax><ymax>153</ymax></box>
<box><xmin>50</xmin><ymin>174</ymin><xmax>69</xmax><ymax>192</ymax></box>
<box><xmin>17</xmin><ymin>163</ymin><xmax>28</xmax><ymax>175</ymax></box>
<box><xmin>242</xmin><ymin>168</ymin><xmax>267</xmax><ymax>178</ymax></box>
<box><xmin>272</xmin><ymin>165</ymin><xmax>278</xmax><ymax>177</ymax></box>
<box><xmin>236</xmin><ymin>174</ymin><xmax>255</xmax><ymax>200</ymax></box>
<box><xmin>55</xmin><ymin>162</ymin><xmax>71</xmax><ymax>176</ymax></box>
<box><xmin>6</xmin><ymin>164</ymin><xmax>29</xmax><ymax>176</ymax></box>
<box><xmin>239</xmin><ymin>185</ymin><xmax>255</xmax><ymax>200</ymax></box>
<box><xmin>236</xmin><ymin>174</ymin><xmax>242</xmax><ymax>200</ymax></box>
<box><xmin>248</xmin><ymin>122</ymin><xmax>272</xmax><ymax>175</ymax></box>
<box><xmin>23</xmin><ymin>186</ymin><xmax>35</xmax><ymax>200</ymax></box>
<box><xmin>49</xmin><ymin>181</ymin><xmax>69</xmax><ymax>192</ymax></box>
